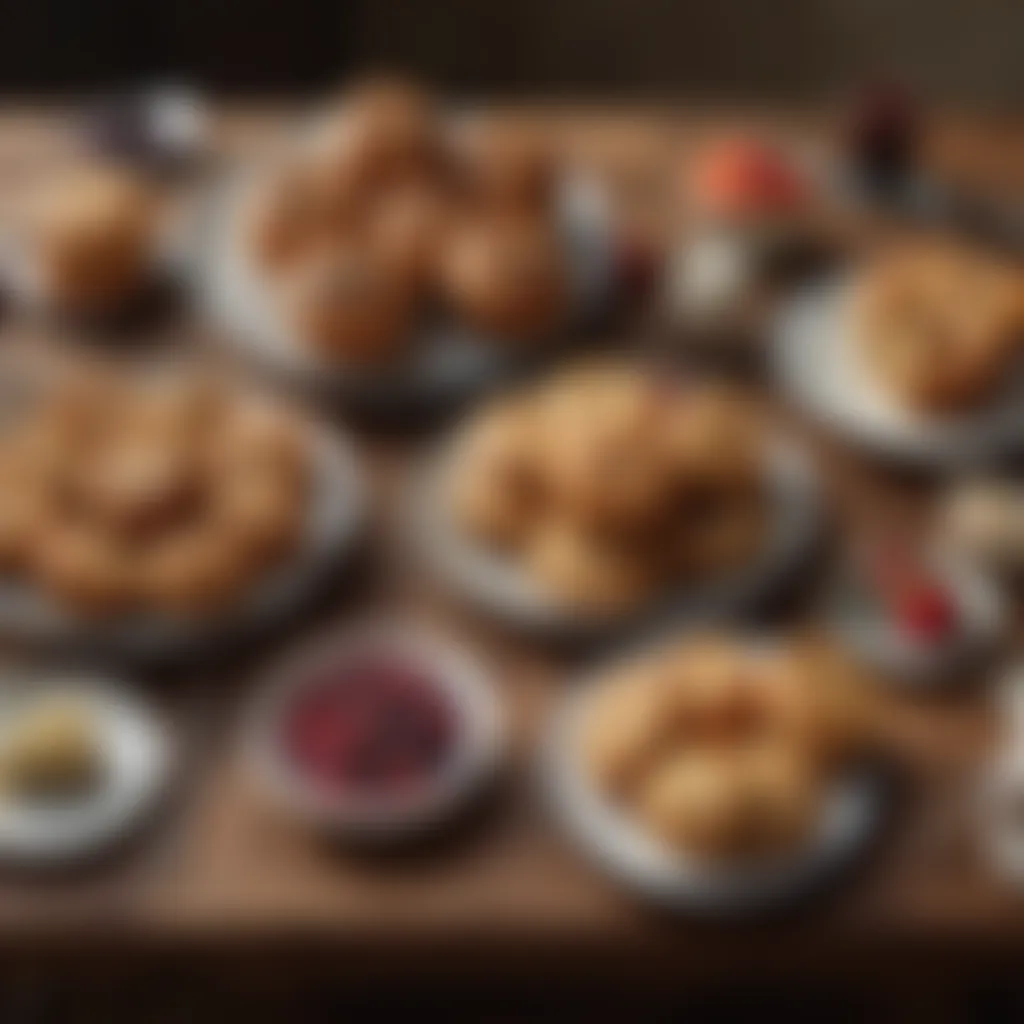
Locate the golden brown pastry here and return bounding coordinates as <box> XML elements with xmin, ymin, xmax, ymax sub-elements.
<box><xmin>368</xmin><ymin>181</ymin><xmax>451</xmax><ymax>289</ymax></box>
<box><xmin>138</xmin><ymin>526</ymin><xmax>256</xmax><ymax>616</ymax></box>
<box><xmin>32</xmin><ymin>166</ymin><xmax>158</xmax><ymax>314</ymax></box>
<box><xmin>30</xmin><ymin>522</ymin><xmax>133</xmax><ymax>616</ymax></box>
<box><xmin>211</xmin><ymin>471</ymin><xmax>305</xmax><ymax>563</ymax></box>
<box><xmin>855</xmin><ymin>243</ymin><xmax>1024</xmax><ymax>412</ymax></box>
<box><xmin>441</xmin><ymin>213</ymin><xmax>569</xmax><ymax>341</ymax></box>
<box><xmin>448</xmin><ymin>117</ymin><xmax>557</xmax><ymax>213</ymax></box>
<box><xmin>525</xmin><ymin>521</ymin><xmax>652</xmax><ymax>614</ymax></box>
<box><xmin>279</xmin><ymin>242</ymin><xmax>417</xmax><ymax>364</ymax></box>
<box><xmin>71</xmin><ymin>441</ymin><xmax>199</xmax><ymax>536</ymax></box>
<box><xmin>308</xmin><ymin>78</ymin><xmax>438</xmax><ymax>200</ymax></box>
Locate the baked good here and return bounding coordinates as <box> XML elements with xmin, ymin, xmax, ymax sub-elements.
<box><xmin>279</xmin><ymin>241</ymin><xmax>417</xmax><ymax>364</ymax></box>
<box><xmin>440</xmin><ymin>212</ymin><xmax>570</xmax><ymax>341</ymax></box>
<box><xmin>32</xmin><ymin>166</ymin><xmax>158</xmax><ymax>314</ymax></box>
<box><xmin>855</xmin><ymin>243</ymin><xmax>1024</xmax><ymax>412</ymax></box>
<box><xmin>448</xmin><ymin>118</ymin><xmax>556</xmax><ymax>212</ymax></box>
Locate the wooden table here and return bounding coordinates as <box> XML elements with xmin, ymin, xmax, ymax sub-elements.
<box><xmin>0</xmin><ymin>106</ymin><xmax>1021</xmax><ymax>994</ymax></box>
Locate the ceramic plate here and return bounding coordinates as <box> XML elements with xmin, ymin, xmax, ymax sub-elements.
<box><xmin>541</xmin><ymin>651</ymin><xmax>884</xmax><ymax>912</ymax></box>
<box><xmin>772</xmin><ymin>275</ymin><xmax>1024</xmax><ymax>466</ymax></box>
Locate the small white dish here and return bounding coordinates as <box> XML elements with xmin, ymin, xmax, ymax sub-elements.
<box><xmin>772</xmin><ymin>275</ymin><xmax>1024</xmax><ymax>467</ymax></box>
<box><xmin>0</xmin><ymin>422</ymin><xmax>366</xmax><ymax>660</ymax></box>
<box><xmin>829</xmin><ymin>555</ymin><xmax>1007</xmax><ymax>687</ymax></box>
<box><xmin>540</xmin><ymin>647</ymin><xmax>885</xmax><ymax>913</ymax></box>
<box><xmin>413</xmin><ymin>426</ymin><xmax>819</xmax><ymax>641</ymax></box>
<box><xmin>246</xmin><ymin>623</ymin><xmax>504</xmax><ymax>842</ymax></box>
<box><xmin>0</xmin><ymin>673</ymin><xmax>174</xmax><ymax>865</ymax></box>
<box><xmin>197</xmin><ymin>165</ymin><xmax>616</xmax><ymax>411</ymax></box>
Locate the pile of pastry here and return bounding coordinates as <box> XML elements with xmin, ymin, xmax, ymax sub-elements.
<box><xmin>0</xmin><ymin>366</ymin><xmax>310</xmax><ymax>618</ymax></box>
<box><xmin>241</xmin><ymin>78</ymin><xmax>574</xmax><ymax>364</ymax></box>
<box><xmin>581</xmin><ymin>634</ymin><xmax>874</xmax><ymax>862</ymax></box>
<box><xmin>451</xmin><ymin>362</ymin><xmax>766</xmax><ymax>614</ymax></box>
<box><xmin>854</xmin><ymin>242</ymin><xmax>1024</xmax><ymax>412</ymax></box>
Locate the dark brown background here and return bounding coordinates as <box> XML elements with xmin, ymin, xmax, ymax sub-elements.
<box><xmin>2</xmin><ymin>0</ymin><xmax>1023</xmax><ymax>105</ymax></box>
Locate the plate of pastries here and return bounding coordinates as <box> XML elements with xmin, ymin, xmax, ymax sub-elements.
<box><xmin>0</xmin><ymin>360</ymin><xmax>363</xmax><ymax>656</ymax></box>
<box><xmin>201</xmin><ymin>78</ymin><xmax>614</xmax><ymax>409</ymax></box>
<box><xmin>542</xmin><ymin>631</ymin><xmax>885</xmax><ymax>910</ymax></box>
<box><xmin>6</xmin><ymin>162</ymin><xmax>170</xmax><ymax>322</ymax></box>
<box><xmin>774</xmin><ymin>240</ymin><xmax>1024</xmax><ymax>464</ymax></box>
<box><xmin>418</xmin><ymin>360</ymin><xmax>817</xmax><ymax>636</ymax></box>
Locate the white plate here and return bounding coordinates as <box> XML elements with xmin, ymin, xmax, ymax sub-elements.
<box><xmin>829</xmin><ymin>555</ymin><xmax>1007</xmax><ymax>687</ymax></box>
<box><xmin>0</xmin><ymin>674</ymin><xmax>174</xmax><ymax>864</ymax></box>
<box><xmin>541</xmin><ymin>652</ymin><xmax>884</xmax><ymax>912</ymax></box>
<box><xmin>772</xmin><ymin>275</ymin><xmax>1024</xmax><ymax>466</ymax></box>
<box><xmin>197</xmin><ymin>166</ymin><xmax>616</xmax><ymax>410</ymax></box>
<box><xmin>413</xmin><ymin>428</ymin><xmax>819</xmax><ymax>640</ymax></box>
<box><xmin>245</xmin><ymin>622</ymin><xmax>504</xmax><ymax>841</ymax></box>
<box><xmin>0</xmin><ymin>425</ymin><xmax>365</xmax><ymax>660</ymax></box>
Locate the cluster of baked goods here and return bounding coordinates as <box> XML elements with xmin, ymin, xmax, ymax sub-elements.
<box><xmin>450</xmin><ymin>362</ymin><xmax>766</xmax><ymax>614</ymax></box>
<box><xmin>0</xmin><ymin>366</ymin><xmax>310</xmax><ymax>618</ymax></box>
<box><xmin>240</xmin><ymin>77</ymin><xmax>572</xmax><ymax>363</ymax></box>
<box><xmin>854</xmin><ymin>242</ymin><xmax>1024</xmax><ymax>412</ymax></box>
<box><xmin>27</xmin><ymin>164</ymin><xmax>161</xmax><ymax>316</ymax></box>
<box><xmin>581</xmin><ymin>634</ymin><xmax>873</xmax><ymax>862</ymax></box>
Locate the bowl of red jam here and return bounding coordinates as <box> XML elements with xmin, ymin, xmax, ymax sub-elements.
<box><xmin>248</xmin><ymin>624</ymin><xmax>504</xmax><ymax>838</ymax></box>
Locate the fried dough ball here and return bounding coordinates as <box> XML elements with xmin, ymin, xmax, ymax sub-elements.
<box><xmin>369</xmin><ymin>182</ymin><xmax>451</xmax><ymax>289</ymax></box>
<box><xmin>279</xmin><ymin>242</ymin><xmax>417</xmax><ymax>364</ymax></box>
<box><xmin>208</xmin><ymin>399</ymin><xmax>309</xmax><ymax>488</ymax></box>
<box><xmin>129</xmin><ymin>375</ymin><xmax>227</xmax><ymax>444</ymax></box>
<box><xmin>637</xmin><ymin>752</ymin><xmax>749</xmax><ymax>858</ymax></box>
<box><xmin>138</xmin><ymin>527</ymin><xmax>256</xmax><ymax>616</ymax></box>
<box><xmin>525</xmin><ymin>521</ymin><xmax>652</xmax><ymax>614</ymax></box>
<box><xmin>32</xmin><ymin>166</ymin><xmax>158</xmax><ymax>314</ymax></box>
<box><xmin>0</xmin><ymin>485</ymin><xmax>54</xmax><ymax>571</ymax></box>
<box><xmin>666</xmin><ymin>387</ymin><xmax>761</xmax><ymax>490</ymax></box>
<box><xmin>72</xmin><ymin>441</ymin><xmax>199</xmax><ymax>536</ymax></box>
<box><xmin>657</xmin><ymin>638</ymin><xmax>771</xmax><ymax>744</ymax></box>
<box><xmin>441</xmin><ymin>213</ymin><xmax>569</xmax><ymax>341</ymax></box>
<box><xmin>452</xmin><ymin>399</ymin><xmax>545</xmax><ymax>547</ymax></box>
<box><xmin>242</xmin><ymin>162</ymin><xmax>340</xmax><ymax>272</ymax></box>
<box><xmin>30</xmin><ymin>523</ymin><xmax>133</xmax><ymax>616</ymax></box>
<box><xmin>581</xmin><ymin>673</ymin><xmax>671</xmax><ymax>795</ymax></box>
<box><xmin>212</xmin><ymin>471</ymin><xmax>305</xmax><ymax>563</ymax></box>
<box><xmin>309</xmin><ymin>78</ymin><xmax>438</xmax><ymax>198</ymax></box>
<box><xmin>448</xmin><ymin>117</ymin><xmax>557</xmax><ymax>212</ymax></box>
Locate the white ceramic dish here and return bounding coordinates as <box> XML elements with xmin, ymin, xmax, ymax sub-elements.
<box><xmin>540</xmin><ymin>647</ymin><xmax>885</xmax><ymax>913</ymax></box>
<box><xmin>198</xmin><ymin>165</ymin><xmax>616</xmax><ymax>410</ymax></box>
<box><xmin>772</xmin><ymin>275</ymin><xmax>1024</xmax><ymax>466</ymax></box>
<box><xmin>246</xmin><ymin>623</ymin><xmax>504</xmax><ymax>841</ymax></box>
<box><xmin>829</xmin><ymin>555</ymin><xmax>1007</xmax><ymax>687</ymax></box>
<box><xmin>413</xmin><ymin>427</ymin><xmax>819</xmax><ymax>640</ymax></box>
<box><xmin>0</xmin><ymin>424</ymin><xmax>365</xmax><ymax>660</ymax></box>
<box><xmin>0</xmin><ymin>673</ymin><xmax>174</xmax><ymax>864</ymax></box>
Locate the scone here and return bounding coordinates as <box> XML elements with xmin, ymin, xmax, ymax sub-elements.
<box><xmin>279</xmin><ymin>242</ymin><xmax>417</xmax><ymax>364</ymax></box>
<box><xmin>441</xmin><ymin>213</ymin><xmax>570</xmax><ymax>341</ymax></box>
<box><xmin>32</xmin><ymin>166</ymin><xmax>158</xmax><ymax>314</ymax></box>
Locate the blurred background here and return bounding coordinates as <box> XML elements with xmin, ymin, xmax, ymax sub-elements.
<box><xmin>2</xmin><ymin>0</ymin><xmax>1023</xmax><ymax>105</ymax></box>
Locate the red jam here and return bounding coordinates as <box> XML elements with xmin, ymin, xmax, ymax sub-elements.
<box><xmin>280</xmin><ymin>652</ymin><xmax>458</xmax><ymax>800</ymax></box>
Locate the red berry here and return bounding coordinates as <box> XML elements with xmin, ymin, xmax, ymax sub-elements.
<box><xmin>896</xmin><ymin>584</ymin><xmax>957</xmax><ymax>641</ymax></box>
